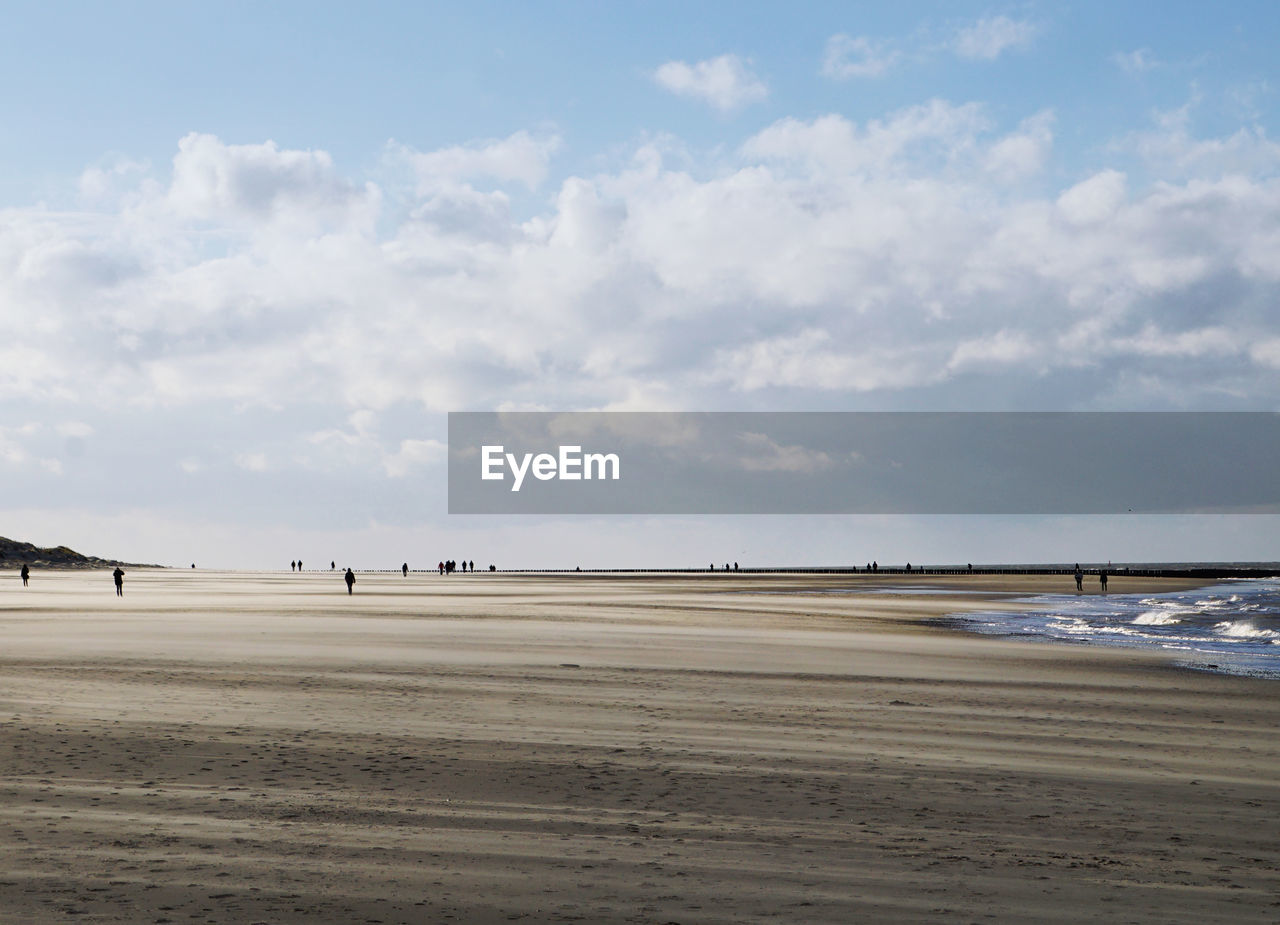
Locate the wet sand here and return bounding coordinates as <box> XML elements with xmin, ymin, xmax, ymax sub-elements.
<box><xmin>1</xmin><ymin>569</ymin><xmax>1277</xmax><ymax>923</ymax></box>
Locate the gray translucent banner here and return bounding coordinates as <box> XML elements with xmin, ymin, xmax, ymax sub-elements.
<box><xmin>447</xmin><ymin>412</ymin><xmax>1279</xmax><ymax>514</ymax></box>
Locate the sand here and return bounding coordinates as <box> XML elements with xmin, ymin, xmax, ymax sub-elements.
<box><xmin>1</xmin><ymin>569</ymin><xmax>1277</xmax><ymax>923</ymax></box>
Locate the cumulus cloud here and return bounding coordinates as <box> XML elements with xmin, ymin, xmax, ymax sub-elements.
<box><xmin>653</xmin><ymin>55</ymin><xmax>767</xmax><ymax>111</ymax></box>
<box><xmin>166</xmin><ymin>133</ymin><xmax>378</xmax><ymax>228</ymax></box>
<box><xmin>822</xmin><ymin>34</ymin><xmax>899</xmax><ymax>79</ymax></box>
<box><xmin>1126</xmin><ymin>103</ymin><xmax>1280</xmax><ymax>179</ymax></box>
<box><xmin>985</xmin><ymin>111</ymin><xmax>1055</xmax><ymax>179</ymax></box>
<box><xmin>2</xmin><ymin>107</ymin><xmax>1279</xmax><ymax>506</ymax></box>
<box><xmin>394</xmin><ymin>130</ymin><xmax>563</xmax><ymax>192</ymax></box>
<box><xmin>1056</xmin><ymin>169</ymin><xmax>1127</xmax><ymax>225</ymax></box>
<box><xmin>953</xmin><ymin>16</ymin><xmax>1038</xmax><ymax>60</ymax></box>
<box><xmin>741</xmin><ymin>101</ymin><xmax>989</xmax><ymax>175</ymax></box>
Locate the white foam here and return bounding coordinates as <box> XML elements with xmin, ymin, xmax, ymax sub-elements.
<box><xmin>1214</xmin><ymin>620</ymin><xmax>1280</xmax><ymax>640</ymax></box>
<box><xmin>1133</xmin><ymin>610</ymin><xmax>1180</xmax><ymax>626</ymax></box>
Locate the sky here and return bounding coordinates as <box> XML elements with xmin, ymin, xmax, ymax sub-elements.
<box><xmin>1</xmin><ymin>1</ymin><xmax>1278</xmax><ymax>569</ymax></box>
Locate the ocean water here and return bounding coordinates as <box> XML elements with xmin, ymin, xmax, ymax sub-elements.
<box><xmin>948</xmin><ymin>579</ymin><xmax>1280</xmax><ymax>678</ymax></box>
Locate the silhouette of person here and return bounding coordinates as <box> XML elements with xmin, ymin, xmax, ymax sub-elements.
<box><xmin>191</xmin><ymin>563</ymin><xmax>195</xmax><ymax>569</ymax></box>
<box><xmin>734</xmin><ymin>562</ymin><xmax>738</xmax><ymax>571</ymax></box>
<box><xmin>298</xmin><ymin>559</ymin><xmax>302</xmax><ymax>571</ymax></box>
<box><xmin>1074</xmin><ymin>564</ymin><xmax>1084</xmax><ymax>592</ymax></box>
<box><xmin>906</xmin><ymin>562</ymin><xmax>911</xmax><ymax>573</ymax></box>
<box><xmin>21</xmin><ymin>564</ymin><xmax>29</xmax><ymax>586</ymax></box>
<box><xmin>872</xmin><ymin>560</ymin><xmax>878</xmax><ymax>573</ymax></box>
<box><xmin>290</xmin><ymin>560</ymin><xmax>296</xmax><ymax>572</ymax></box>
<box><xmin>469</xmin><ymin>560</ymin><xmax>474</xmax><ymax>573</ymax></box>
<box><xmin>331</xmin><ymin>561</ymin><xmax>335</xmax><ymax>570</ymax></box>
<box><xmin>438</xmin><ymin>561</ymin><xmax>444</xmax><ymax>575</ymax></box>
<box><xmin>1100</xmin><ymin>569</ymin><xmax>1108</xmax><ymax>592</ymax></box>
<box><xmin>344</xmin><ymin>568</ymin><xmax>355</xmax><ymax>595</ymax></box>
<box><xmin>113</xmin><ymin>567</ymin><xmax>125</xmax><ymax>596</ymax></box>
<box><xmin>402</xmin><ymin>562</ymin><xmax>409</xmax><ymax>577</ymax></box>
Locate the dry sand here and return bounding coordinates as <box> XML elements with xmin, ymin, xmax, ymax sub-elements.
<box><xmin>1</xmin><ymin>569</ymin><xmax>1277</xmax><ymax>923</ymax></box>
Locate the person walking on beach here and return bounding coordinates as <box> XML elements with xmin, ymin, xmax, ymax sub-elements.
<box><xmin>291</xmin><ymin>560</ymin><xmax>296</xmax><ymax>572</ymax></box>
<box><xmin>113</xmin><ymin>567</ymin><xmax>125</xmax><ymax>596</ymax></box>
<box><xmin>20</xmin><ymin>564</ymin><xmax>29</xmax><ymax>586</ymax></box>
<box><xmin>402</xmin><ymin>562</ymin><xmax>408</xmax><ymax>577</ymax></box>
<box><xmin>344</xmin><ymin>568</ymin><xmax>355</xmax><ymax>595</ymax></box>
<box><xmin>1100</xmin><ymin>568</ymin><xmax>1108</xmax><ymax>592</ymax></box>
<box><xmin>1074</xmin><ymin>564</ymin><xmax>1084</xmax><ymax>592</ymax></box>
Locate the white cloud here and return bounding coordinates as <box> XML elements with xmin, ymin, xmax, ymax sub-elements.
<box><xmin>383</xmin><ymin>438</ymin><xmax>447</xmax><ymax>477</ymax></box>
<box><xmin>953</xmin><ymin>16</ymin><xmax>1037</xmax><ymax>60</ymax></box>
<box><xmin>1056</xmin><ymin>169</ymin><xmax>1127</xmax><ymax>225</ymax></box>
<box><xmin>1112</xmin><ymin>48</ymin><xmax>1158</xmax><ymax>73</ymax></box>
<box><xmin>741</xmin><ymin>102</ymin><xmax>988</xmax><ymax>175</ymax></box>
<box><xmin>822</xmin><ymin>34</ymin><xmax>899</xmax><ymax>79</ymax></box>
<box><xmin>711</xmin><ymin>330</ymin><xmax>945</xmax><ymax>392</ymax></box>
<box><xmin>946</xmin><ymin>330</ymin><xmax>1040</xmax><ymax>373</ymax></box>
<box><xmin>2</xmin><ymin>109</ymin><xmax>1279</xmax><ymax>493</ymax></box>
<box><xmin>0</xmin><ymin>423</ymin><xmax>64</xmax><ymax>474</ymax></box>
<box><xmin>1126</xmin><ymin>103</ymin><xmax>1280</xmax><ymax>179</ymax></box>
<box><xmin>235</xmin><ymin>452</ymin><xmax>268</xmax><ymax>471</ymax></box>
<box><xmin>985</xmin><ymin>111</ymin><xmax>1054</xmax><ymax>179</ymax></box>
<box><xmin>166</xmin><ymin>133</ymin><xmax>378</xmax><ymax>227</ymax></box>
<box><xmin>653</xmin><ymin>55</ymin><xmax>767</xmax><ymax>111</ymax></box>
<box><xmin>79</xmin><ymin>158</ymin><xmax>150</xmax><ymax>202</ymax></box>
<box><xmin>394</xmin><ymin>130</ymin><xmax>563</xmax><ymax>192</ymax></box>
<box><xmin>1251</xmin><ymin>338</ymin><xmax>1280</xmax><ymax>369</ymax></box>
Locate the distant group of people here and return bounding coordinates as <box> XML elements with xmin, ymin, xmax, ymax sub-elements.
<box><xmin>273</xmin><ymin>557</ymin><xmax>493</xmax><ymax>593</ymax></box>
<box><xmin>20</xmin><ymin>563</ymin><xmax>126</xmax><ymax>594</ymax></box>
<box><xmin>1074</xmin><ymin>563</ymin><xmax>1109</xmax><ymax>593</ymax></box>
<box><xmin>9</xmin><ymin>557</ymin><xmax>1119</xmax><ymax>597</ymax></box>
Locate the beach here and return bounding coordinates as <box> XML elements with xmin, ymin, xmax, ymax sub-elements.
<box><xmin>1</xmin><ymin>569</ymin><xmax>1277</xmax><ymax>923</ymax></box>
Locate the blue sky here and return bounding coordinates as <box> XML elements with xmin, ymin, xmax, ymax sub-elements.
<box><xmin>4</xmin><ymin>1</ymin><xmax>1275</xmax><ymax>196</ymax></box>
<box><xmin>1</xmin><ymin>2</ymin><xmax>1277</xmax><ymax>567</ymax></box>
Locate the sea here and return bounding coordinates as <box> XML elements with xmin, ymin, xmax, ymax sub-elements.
<box><xmin>948</xmin><ymin>578</ymin><xmax>1280</xmax><ymax>678</ymax></box>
